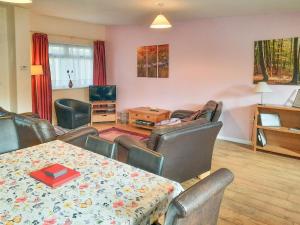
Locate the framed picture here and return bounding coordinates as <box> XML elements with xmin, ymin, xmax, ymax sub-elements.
<box><xmin>158</xmin><ymin>44</ymin><xmax>169</xmax><ymax>78</ymax></box>
<box><xmin>253</xmin><ymin>37</ymin><xmax>300</xmax><ymax>85</ymax></box>
<box><xmin>259</xmin><ymin>113</ymin><xmax>281</xmax><ymax>127</ymax></box>
<box><xmin>137</xmin><ymin>44</ymin><xmax>169</xmax><ymax>78</ymax></box>
<box><xmin>293</xmin><ymin>89</ymin><xmax>300</xmax><ymax>108</ymax></box>
<box><xmin>137</xmin><ymin>47</ymin><xmax>147</xmax><ymax>77</ymax></box>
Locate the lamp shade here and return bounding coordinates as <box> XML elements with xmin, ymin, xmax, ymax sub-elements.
<box><xmin>150</xmin><ymin>14</ymin><xmax>172</xmax><ymax>29</ymax></box>
<box><xmin>255</xmin><ymin>81</ymin><xmax>272</xmax><ymax>93</ymax></box>
<box><xmin>31</xmin><ymin>65</ymin><xmax>43</xmax><ymax>76</ymax></box>
<box><xmin>0</xmin><ymin>0</ymin><xmax>32</xmax><ymax>3</ymax></box>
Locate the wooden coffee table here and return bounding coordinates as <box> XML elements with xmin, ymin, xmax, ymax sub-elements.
<box><xmin>128</xmin><ymin>107</ymin><xmax>170</xmax><ymax>130</ymax></box>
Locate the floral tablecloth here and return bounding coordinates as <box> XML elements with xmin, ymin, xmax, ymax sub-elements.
<box><xmin>0</xmin><ymin>140</ymin><xmax>183</xmax><ymax>225</ymax></box>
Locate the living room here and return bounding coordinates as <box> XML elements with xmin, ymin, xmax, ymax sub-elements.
<box><xmin>0</xmin><ymin>1</ymin><xmax>299</xmax><ymax>225</ymax></box>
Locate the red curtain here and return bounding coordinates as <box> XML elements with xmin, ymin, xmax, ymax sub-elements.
<box><xmin>93</xmin><ymin>40</ymin><xmax>107</xmax><ymax>85</ymax></box>
<box><xmin>31</xmin><ymin>33</ymin><xmax>53</xmax><ymax>122</ymax></box>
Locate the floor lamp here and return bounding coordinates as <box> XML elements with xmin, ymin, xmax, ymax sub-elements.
<box><xmin>255</xmin><ymin>81</ymin><xmax>272</xmax><ymax>105</ymax></box>
<box><xmin>31</xmin><ymin>65</ymin><xmax>44</xmax><ymax>110</ymax></box>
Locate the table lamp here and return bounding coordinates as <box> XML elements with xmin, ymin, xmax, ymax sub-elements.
<box><xmin>255</xmin><ymin>81</ymin><xmax>272</xmax><ymax>105</ymax></box>
<box><xmin>31</xmin><ymin>65</ymin><xmax>43</xmax><ymax>76</ymax></box>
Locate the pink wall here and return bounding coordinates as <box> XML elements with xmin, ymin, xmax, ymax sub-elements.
<box><xmin>107</xmin><ymin>13</ymin><xmax>300</xmax><ymax>143</ymax></box>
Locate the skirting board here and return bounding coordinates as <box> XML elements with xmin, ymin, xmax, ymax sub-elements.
<box><xmin>217</xmin><ymin>135</ymin><xmax>252</xmax><ymax>146</ymax></box>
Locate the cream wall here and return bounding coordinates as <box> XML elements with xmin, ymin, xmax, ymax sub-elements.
<box><xmin>29</xmin><ymin>13</ymin><xmax>106</xmax><ymax>123</ymax></box>
<box><xmin>14</xmin><ymin>7</ymin><xmax>31</xmax><ymax>113</ymax></box>
<box><xmin>0</xmin><ymin>4</ymin><xmax>16</xmax><ymax>111</ymax></box>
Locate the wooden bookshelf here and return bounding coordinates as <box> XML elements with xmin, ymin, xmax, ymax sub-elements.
<box><xmin>253</xmin><ymin>104</ymin><xmax>300</xmax><ymax>158</ymax></box>
<box><xmin>91</xmin><ymin>101</ymin><xmax>117</xmax><ymax>124</ymax></box>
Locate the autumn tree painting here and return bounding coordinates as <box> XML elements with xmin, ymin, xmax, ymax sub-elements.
<box><xmin>254</xmin><ymin>37</ymin><xmax>300</xmax><ymax>85</ymax></box>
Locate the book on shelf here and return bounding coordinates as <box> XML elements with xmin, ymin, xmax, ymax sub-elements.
<box><xmin>257</xmin><ymin>129</ymin><xmax>267</xmax><ymax>147</ymax></box>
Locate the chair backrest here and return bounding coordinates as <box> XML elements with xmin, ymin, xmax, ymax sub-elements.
<box><xmin>150</xmin><ymin>119</ymin><xmax>222</xmax><ymax>182</ymax></box>
<box><xmin>14</xmin><ymin>115</ymin><xmax>57</xmax><ymax>148</ymax></box>
<box><xmin>164</xmin><ymin>168</ymin><xmax>234</xmax><ymax>225</ymax></box>
<box><xmin>85</xmin><ymin>136</ymin><xmax>118</xmax><ymax>159</ymax></box>
<box><xmin>211</xmin><ymin>101</ymin><xmax>223</xmax><ymax>122</ymax></box>
<box><xmin>0</xmin><ymin>117</ymin><xmax>20</xmax><ymax>154</ymax></box>
<box><xmin>127</xmin><ymin>145</ymin><xmax>164</xmax><ymax>175</ymax></box>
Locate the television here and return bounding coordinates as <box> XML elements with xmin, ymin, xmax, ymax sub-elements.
<box><xmin>89</xmin><ymin>85</ymin><xmax>116</xmax><ymax>102</ymax></box>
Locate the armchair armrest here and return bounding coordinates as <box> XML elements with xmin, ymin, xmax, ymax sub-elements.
<box><xmin>19</xmin><ymin>112</ymin><xmax>40</xmax><ymax>118</ymax></box>
<box><xmin>170</xmin><ymin>110</ymin><xmax>195</xmax><ymax>119</ymax></box>
<box><xmin>115</xmin><ymin>134</ymin><xmax>147</xmax><ymax>151</ymax></box>
<box><xmin>76</xmin><ymin>101</ymin><xmax>91</xmax><ymax>114</ymax></box>
<box><xmin>58</xmin><ymin>126</ymin><xmax>99</xmax><ymax>148</ymax></box>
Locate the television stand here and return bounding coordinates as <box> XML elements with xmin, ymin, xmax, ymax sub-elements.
<box><xmin>91</xmin><ymin>101</ymin><xmax>117</xmax><ymax>124</ymax></box>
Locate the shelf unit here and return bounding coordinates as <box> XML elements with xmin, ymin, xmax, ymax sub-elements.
<box><xmin>91</xmin><ymin>101</ymin><xmax>117</xmax><ymax>124</ymax></box>
<box><xmin>253</xmin><ymin>104</ymin><xmax>300</xmax><ymax>158</ymax></box>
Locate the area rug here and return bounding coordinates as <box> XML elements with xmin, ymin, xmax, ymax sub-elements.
<box><xmin>99</xmin><ymin>127</ymin><xmax>149</xmax><ymax>142</ymax></box>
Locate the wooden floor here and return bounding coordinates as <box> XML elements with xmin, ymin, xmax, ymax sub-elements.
<box><xmin>94</xmin><ymin>123</ymin><xmax>300</xmax><ymax>225</ymax></box>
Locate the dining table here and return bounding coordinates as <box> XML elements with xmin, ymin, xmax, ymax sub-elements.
<box><xmin>0</xmin><ymin>140</ymin><xmax>183</xmax><ymax>225</ymax></box>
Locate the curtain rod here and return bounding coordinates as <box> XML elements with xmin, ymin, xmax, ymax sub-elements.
<box><xmin>29</xmin><ymin>31</ymin><xmax>100</xmax><ymax>42</ymax></box>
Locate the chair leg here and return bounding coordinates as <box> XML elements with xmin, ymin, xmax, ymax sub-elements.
<box><xmin>198</xmin><ymin>170</ymin><xmax>211</xmax><ymax>180</ymax></box>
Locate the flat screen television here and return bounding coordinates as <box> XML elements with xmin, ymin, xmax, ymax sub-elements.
<box><xmin>89</xmin><ymin>85</ymin><xmax>116</xmax><ymax>102</ymax></box>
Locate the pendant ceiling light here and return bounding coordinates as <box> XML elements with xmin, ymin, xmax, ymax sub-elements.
<box><xmin>150</xmin><ymin>3</ymin><xmax>172</xmax><ymax>29</ymax></box>
<box><xmin>0</xmin><ymin>0</ymin><xmax>32</xmax><ymax>3</ymax></box>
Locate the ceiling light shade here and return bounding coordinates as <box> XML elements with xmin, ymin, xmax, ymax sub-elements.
<box><xmin>0</xmin><ymin>0</ymin><xmax>32</xmax><ymax>3</ymax></box>
<box><xmin>150</xmin><ymin>14</ymin><xmax>172</xmax><ymax>29</ymax></box>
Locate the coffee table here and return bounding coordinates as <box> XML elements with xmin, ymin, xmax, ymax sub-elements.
<box><xmin>128</xmin><ymin>107</ymin><xmax>170</xmax><ymax>129</ymax></box>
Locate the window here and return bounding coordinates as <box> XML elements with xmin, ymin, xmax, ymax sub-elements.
<box><xmin>49</xmin><ymin>43</ymin><xmax>93</xmax><ymax>89</ymax></box>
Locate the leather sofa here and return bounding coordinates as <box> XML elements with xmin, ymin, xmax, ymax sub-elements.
<box><xmin>170</xmin><ymin>100</ymin><xmax>223</xmax><ymax>122</ymax></box>
<box><xmin>0</xmin><ymin>112</ymin><xmax>98</xmax><ymax>154</ymax></box>
<box><xmin>116</xmin><ymin>119</ymin><xmax>222</xmax><ymax>182</ymax></box>
<box><xmin>54</xmin><ymin>99</ymin><xmax>91</xmax><ymax>129</ymax></box>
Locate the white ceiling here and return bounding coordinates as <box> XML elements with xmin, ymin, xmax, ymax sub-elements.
<box><xmin>22</xmin><ymin>0</ymin><xmax>300</xmax><ymax>25</ymax></box>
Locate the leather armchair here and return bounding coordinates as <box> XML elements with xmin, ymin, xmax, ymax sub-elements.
<box><xmin>0</xmin><ymin>117</ymin><xmax>20</xmax><ymax>154</ymax></box>
<box><xmin>0</xmin><ymin>115</ymin><xmax>99</xmax><ymax>151</ymax></box>
<box><xmin>163</xmin><ymin>168</ymin><xmax>234</xmax><ymax>225</ymax></box>
<box><xmin>55</xmin><ymin>99</ymin><xmax>91</xmax><ymax>129</ymax></box>
<box><xmin>170</xmin><ymin>101</ymin><xmax>223</xmax><ymax>122</ymax></box>
<box><xmin>115</xmin><ymin>119</ymin><xmax>222</xmax><ymax>182</ymax></box>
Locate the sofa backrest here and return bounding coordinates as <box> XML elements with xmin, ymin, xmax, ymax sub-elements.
<box><xmin>0</xmin><ymin>117</ymin><xmax>20</xmax><ymax>154</ymax></box>
<box><xmin>14</xmin><ymin>115</ymin><xmax>57</xmax><ymax>148</ymax></box>
<box><xmin>148</xmin><ymin>119</ymin><xmax>223</xmax><ymax>182</ymax></box>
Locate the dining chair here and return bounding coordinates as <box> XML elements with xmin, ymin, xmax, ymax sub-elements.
<box><xmin>85</xmin><ymin>136</ymin><xmax>118</xmax><ymax>159</ymax></box>
<box><xmin>127</xmin><ymin>145</ymin><xmax>164</xmax><ymax>175</ymax></box>
<box><xmin>162</xmin><ymin>168</ymin><xmax>234</xmax><ymax>225</ymax></box>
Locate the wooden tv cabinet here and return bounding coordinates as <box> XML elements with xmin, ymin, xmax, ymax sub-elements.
<box><xmin>128</xmin><ymin>107</ymin><xmax>170</xmax><ymax>130</ymax></box>
<box><xmin>253</xmin><ymin>104</ymin><xmax>300</xmax><ymax>158</ymax></box>
<box><xmin>91</xmin><ymin>101</ymin><xmax>117</xmax><ymax>124</ymax></box>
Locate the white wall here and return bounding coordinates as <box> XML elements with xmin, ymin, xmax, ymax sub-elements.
<box><xmin>29</xmin><ymin>13</ymin><xmax>106</xmax><ymax>123</ymax></box>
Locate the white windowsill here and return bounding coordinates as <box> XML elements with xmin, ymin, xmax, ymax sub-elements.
<box><xmin>52</xmin><ymin>86</ymin><xmax>89</xmax><ymax>91</ymax></box>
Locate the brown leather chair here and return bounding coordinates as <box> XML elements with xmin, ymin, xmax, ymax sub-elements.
<box><xmin>85</xmin><ymin>136</ymin><xmax>118</xmax><ymax>159</ymax></box>
<box><xmin>115</xmin><ymin>119</ymin><xmax>222</xmax><ymax>182</ymax></box>
<box><xmin>0</xmin><ymin>114</ymin><xmax>99</xmax><ymax>151</ymax></box>
<box><xmin>163</xmin><ymin>168</ymin><xmax>234</xmax><ymax>225</ymax></box>
<box><xmin>127</xmin><ymin>145</ymin><xmax>164</xmax><ymax>175</ymax></box>
<box><xmin>55</xmin><ymin>99</ymin><xmax>91</xmax><ymax>129</ymax></box>
<box><xmin>170</xmin><ymin>101</ymin><xmax>223</xmax><ymax>122</ymax></box>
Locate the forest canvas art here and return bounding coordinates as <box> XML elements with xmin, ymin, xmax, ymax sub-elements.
<box><xmin>137</xmin><ymin>44</ymin><xmax>169</xmax><ymax>78</ymax></box>
<box><xmin>254</xmin><ymin>37</ymin><xmax>300</xmax><ymax>85</ymax></box>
